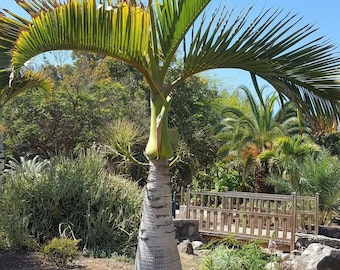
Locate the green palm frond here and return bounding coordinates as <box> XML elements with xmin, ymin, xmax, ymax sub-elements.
<box><xmin>236</xmin><ymin>86</ymin><xmax>282</xmax><ymax>133</ymax></box>
<box><xmin>183</xmin><ymin>6</ymin><xmax>340</xmax><ymax>119</ymax></box>
<box><xmin>267</xmin><ymin>78</ymin><xmax>340</xmax><ymax>121</ymax></box>
<box><xmin>221</xmin><ymin>107</ymin><xmax>244</xmax><ymax>118</ymax></box>
<box><xmin>0</xmin><ymin>69</ymin><xmax>53</xmax><ymax>104</ymax></box>
<box><xmin>11</xmin><ymin>0</ymin><xmax>150</xmax><ymax>73</ymax></box>
<box><xmin>153</xmin><ymin>0</ymin><xmax>210</xmax><ymax>78</ymax></box>
<box><xmin>271</xmin><ymin>135</ymin><xmax>320</xmax><ymax>159</ymax></box>
<box><xmin>0</xmin><ymin>9</ymin><xmax>53</xmax><ymax>106</ymax></box>
<box><xmin>238</xmin><ymin>86</ymin><xmax>261</xmax><ymax>123</ymax></box>
<box><xmin>0</xmin><ymin>11</ymin><xmax>25</xmax><ymax>86</ymax></box>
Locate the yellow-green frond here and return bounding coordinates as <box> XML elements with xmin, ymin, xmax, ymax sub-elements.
<box><xmin>153</xmin><ymin>0</ymin><xmax>210</xmax><ymax>78</ymax></box>
<box><xmin>183</xmin><ymin>6</ymin><xmax>340</xmax><ymax>121</ymax></box>
<box><xmin>12</xmin><ymin>0</ymin><xmax>150</xmax><ymax>72</ymax></box>
<box><xmin>0</xmin><ymin>70</ymin><xmax>53</xmax><ymax>105</ymax></box>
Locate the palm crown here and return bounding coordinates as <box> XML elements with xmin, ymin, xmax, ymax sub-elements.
<box><xmin>4</xmin><ymin>1</ymin><xmax>340</xmax><ymax>112</ymax></box>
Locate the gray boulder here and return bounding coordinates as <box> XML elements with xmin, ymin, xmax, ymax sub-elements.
<box><xmin>191</xmin><ymin>240</ymin><xmax>204</xmax><ymax>250</ymax></box>
<box><xmin>295</xmin><ymin>232</ymin><xmax>340</xmax><ymax>250</ymax></box>
<box><xmin>177</xmin><ymin>239</ymin><xmax>194</xmax><ymax>255</ymax></box>
<box><xmin>296</xmin><ymin>243</ymin><xmax>340</xmax><ymax>270</ymax></box>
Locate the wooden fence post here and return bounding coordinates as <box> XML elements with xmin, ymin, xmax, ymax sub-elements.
<box><xmin>172</xmin><ymin>191</ymin><xmax>176</xmax><ymax>218</ymax></box>
<box><xmin>315</xmin><ymin>193</ymin><xmax>319</xmax><ymax>235</ymax></box>
<box><xmin>180</xmin><ymin>186</ymin><xmax>184</xmax><ymax>205</ymax></box>
<box><xmin>186</xmin><ymin>185</ymin><xmax>191</xmax><ymax>219</ymax></box>
<box><xmin>290</xmin><ymin>192</ymin><xmax>297</xmax><ymax>251</ymax></box>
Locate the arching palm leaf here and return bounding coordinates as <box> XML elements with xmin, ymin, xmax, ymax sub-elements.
<box><xmin>6</xmin><ymin>0</ymin><xmax>340</xmax><ymax>121</ymax></box>
<box><xmin>11</xmin><ymin>0</ymin><xmax>150</xmax><ymax>74</ymax></box>
<box><xmin>183</xmin><ymin>7</ymin><xmax>340</xmax><ymax>120</ymax></box>
<box><xmin>152</xmin><ymin>0</ymin><xmax>210</xmax><ymax>79</ymax></box>
<box><xmin>0</xmin><ymin>9</ymin><xmax>52</xmax><ymax>103</ymax></box>
<box><xmin>0</xmin><ymin>69</ymin><xmax>52</xmax><ymax>105</ymax></box>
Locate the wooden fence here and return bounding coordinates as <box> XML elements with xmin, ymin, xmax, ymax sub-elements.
<box><xmin>176</xmin><ymin>187</ymin><xmax>319</xmax><ymax>251</ymax></box>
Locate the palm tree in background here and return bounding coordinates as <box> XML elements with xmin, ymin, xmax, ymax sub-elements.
<box><xmin>217</xmin><ymin>86</ymin><xmax>288</xmax><ymax>191</ymax></box>
<box><xmin>217</xmin><ymin>86</ymin><xmax>313</xmax><ymax>191</ymax></box>
<box><xmin>217</xmin><ymin>86</ymin><xmax>284</xmax><ymax>156</ymax></box>
<box><xmin>259</xmin><ymin>134</ymin><xmax>321</xmax><ymax>194</ymax></box>
<box><xmin>1</xmin><ymin>0</ymin><xmax>340</xmax><ymax>269</ymax></box>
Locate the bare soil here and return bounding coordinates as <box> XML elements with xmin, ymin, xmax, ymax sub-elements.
<box><xmin>0</xmin><ymin>250</ymin><xmax>202</xmax><ymax>270</ymax></box>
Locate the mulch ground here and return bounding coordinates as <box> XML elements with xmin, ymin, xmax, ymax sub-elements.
<box><xmin>0</xmin><ymin>250</ymin><xmax>56</xmax><ymax>269</ymax></box>
<box><xmin>0</xmin><ymin>249</ymin><xmax>200</xmax><ymax>270</ymax></box>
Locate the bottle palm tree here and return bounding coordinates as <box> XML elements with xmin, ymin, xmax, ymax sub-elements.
<box><xmin>1</xmin><ymin>1</ymin><xmax>340</xmax><ymax>269</ymax></box>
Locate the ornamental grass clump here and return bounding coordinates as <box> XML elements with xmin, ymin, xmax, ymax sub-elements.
<box><xmin>200</xmin><ymin>235</ymin><xmax>268</xmax><ymax>270</ymax></box>
<box><xmin>0</xmin><ymin>150</ymin><xmax>142</xmax><ymax>256</ymax></box>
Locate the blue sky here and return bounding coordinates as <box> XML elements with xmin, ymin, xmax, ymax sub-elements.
<box><xmin>204</xmin><ymin>0</ymin><xmax>340</xmax><ymax>91</ymax></box>
<box><xmin>2</xmin><ymin>0</ymin><xmax>340</xmax><ymax>92</ymax></box>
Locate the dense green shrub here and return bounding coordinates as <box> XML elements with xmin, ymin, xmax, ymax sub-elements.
<box><xmin>200</xmin><ymin>242</ymin><xmax>267</xmax><ymax>270</ymax></box>
<box><xmin>314</xmin><ymin>132</ymin><xmax>340</xmax><ymax>158</ymax></box>
<box><xmin>42</xmin><ymin>237</ymin><xmax>80</xmax><ymax>267</ymax></box>
<box><xmin>301</xmin><ymin>150</ymin><xmax>340</xmax><ymax>223</ymax></box>
<box><xmin>0</xmin><ymin>150</ymin><xmax>142</xmax><ymax>256</ymax></box>
<box><xmin>211</xmin><ymin>161</ymin><xmax>240</xmax><ymax>192</ymax></box>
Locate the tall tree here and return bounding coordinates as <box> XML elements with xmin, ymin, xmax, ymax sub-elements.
<box><xmin>168</xmin><ymin>72</ymin><xmax>220</xmax><ymax>187</ymax></box>
<box><xmin>3</xmin><ymin>54</ymin><xmax>149</xmax><ymax>159</ymax></box>
<box><xmin>1</xmin><ymin>1</ymin><xmax>340</xmax><ymax>269</ymax></box>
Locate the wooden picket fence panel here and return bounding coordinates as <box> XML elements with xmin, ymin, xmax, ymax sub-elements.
<box><xmin>178</xmin><ymin>187</ymin><xmax>318</xmax><ymax>251</ymax></box>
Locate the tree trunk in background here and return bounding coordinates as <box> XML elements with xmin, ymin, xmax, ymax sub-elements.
<box><xmin>254</xmin><ymin>163</ymin><xmax>274</xmax><ymax>193</ymax></box>
<box><xmin>0</xmin><ymin>135</ymin><xmax>4</xmax><ymax>190</ymax></box>
<box><xmin>135</xmin><ymin>159</ymin><xmax>181</xmax><ymax>270</ymax></box>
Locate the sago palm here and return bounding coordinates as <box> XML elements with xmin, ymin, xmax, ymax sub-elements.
<box><xmin>1</xmin><ymin>0</ymin><xmax>340</xmax><ymax>269</ymax></box>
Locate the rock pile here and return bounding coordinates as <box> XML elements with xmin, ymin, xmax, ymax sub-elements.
<box><xmin>178</xmin><ymin>232</ymin><xmax>340</xmax><ymax>269</ymax></box>
<box><xmin>266</xmin><ymin>233</ymin><xmax>340</xmax><ymax>270</ymax></box>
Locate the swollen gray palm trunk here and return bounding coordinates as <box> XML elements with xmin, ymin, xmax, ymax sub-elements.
<box><xmin>135</xmin><ymin>159</ymin><xmax>182</xmax><ymax>270</ymax></box>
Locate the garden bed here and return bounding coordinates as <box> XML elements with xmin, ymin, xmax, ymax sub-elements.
<box><xmin>0</xmin><ymin>249</ymin><xmax>201</xmax><ymax>270</ymax></box>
